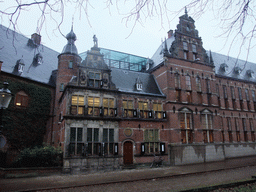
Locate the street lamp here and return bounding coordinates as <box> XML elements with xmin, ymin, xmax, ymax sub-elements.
<box><xmin>0</xmin><ymin>82</ymin><xmax>12</xmax><ymax>149</ymax></box>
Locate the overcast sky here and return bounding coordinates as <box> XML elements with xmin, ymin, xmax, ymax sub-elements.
<box><xmin>1</xmin><ymin>1</ymin><xmax>255</xmax><ymax>63</ymax></box>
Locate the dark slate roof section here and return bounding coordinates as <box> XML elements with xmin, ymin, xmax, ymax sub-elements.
<box><xmin>208</xmin><ymin>51</ymin><xmax>256</xmax><ymax>82</ymax></box>
<box><xmin>0</xmin><ymin>25</ymin><xmax>59</xmax><ymax>86</ymax></box>
<box><xmin>151</xmin><ymin>36</ymin><xmax>175</xmax><ymax>68</ymax></box>
<box><xmin>111</xmin><ymin>68</ymin><xmax>165</xmax><ymax>96</ymax></box>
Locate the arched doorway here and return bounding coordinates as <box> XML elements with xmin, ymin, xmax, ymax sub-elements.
<box><xmin>123</xmin><ymin>141</ymin><xmax>133</xmax><ymax>165</ymax></box>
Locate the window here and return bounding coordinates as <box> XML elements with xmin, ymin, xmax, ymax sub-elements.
<box><xmin>176</xmin><ymin>90</ymin><xmax>181</xmax><ymax>102</ymax></box>
<box><xmin>123</xmin><ymin>100</ymin><xmax>133</xmax><ymax>118</ymax></box>
<box><xmin>174</xmin><ymin>73</ymin><xmax>181</xmax><ymax>89</ymax></box>
<box><xmin>235</xmin><ymin>118</ymin><xmax>240</xmax><ymax>142</ymax></box>
<box><xmin>69</xmin><ymin>128</ymin><xmax>83</xmax><ymax>156</ymax></box>
<box><xmin>15</xmin><ymin>91</ymin><xmax>29</xmax><ymax>107</ymax></box>
<box><xmin>186</xmin><ymin>91</ymin><xmax>192</xmax><ymax>103</ymax></box>
<box><xmin>136</xmin><ymin>83</ymin><xmax>143</xmax><ymax>91</ymax></box>
<box><xmin>180</xmin><ymin>108</ymin><xmax>193</xmax><ymax>144</ymax></box>
<box><xmin>231</xmin><ymin>87</ymin><xmax>235</xmax><ymax>99</ymax></box>
<box><xmin>144</xmin><ymin>129</ymin><xmax>159</xmax><ymax>154</ymax></box>
<box><xmin>220</xmin><ymin>117</ymin><xmax>225</xmax><ymax>142</ymax></box>
<box><xmin>206</xmin><ymin>79</ymin><xmax>211</xmax><ymax>93</ymax></box>
<box><xmin>245</xmin><ymin>89</ymin><xmax>249</xmax><ymax>100</ymax></box>
<box><xmin>183</xmin><ymin>42</ymin><xmax>188</xmax><ymax>50</ymax></box>
<box><xmin>103</xmin><ymin>129</ymin><xmax>115</xmax><ymax>155</ymax></box>
<box><xmin>185</xmin><ymin>75</ymin><xmax>191</xmax><ymax>90</ymax></box>
<box><xmin>184</xmin><ymin>51</ymin><xmax>188</xmax><ymax>59</ymax></box>
<box><xmin>68</xmin><ymin>61</ymin><xmax>73</xmax><ymax>69</ymax></box>
<box><xmin>249</xmin><ymin>118</ymin><xmax>254</xmax><ymax>131</ymax></box>
<box><xmin>223</xmin><ymin>86</ymin><xmax>227</xmax><ymax>98</ymax></box>
<box><xmin>207</xmin><ymin>94</ymin><xmax>212</xmax><ymax>106</ymax></box>
<box><xmin>252</xmin><ymin>90</ymin><xmax>256</xmax><ymax>101</ymax></box>
<box><xmin>60</xmin><ymin>83</ymin><xmax>64</xmax><ymax>92</ymax></box>
<box><xmin>238</xmin><ymin>87</ymin><xmax>243</xmax><ymax>100</ymax></box>
<box><xmin>70</xmin><ymin>95</ymin><xmax>84</xmax><ymax>115</ymax></box>
<box><xmin>196</xmin><ymin>76</ymin><xmax>201</xmax><ymax>92</ymax></box>
<box><xmin>242</xmin><ymin>118</ymin><xmax>248</xmax><ymax>142</ymax></box>
<box><xmin>153</xmin><ymin>103</ymin><xmax>163</xmax><ymax>119</ymax></box>
<box><xmin>227</xmin><ymin>117</ymin><xmax>233</xmax><ymax>142</ymax></box>
<box><xmin>197</xmin><ymin>93</ymin><xmax>202</xmax><ymax>104</ymax></box>
<box><xmin>103</xmin><ymin>98</ymin><xmax>115</xmax><ymax>117</ymax></box>
<box><xmin>88</xmin><ymin>97</ymin><xmax>100</xmax><ymax>116</ymax></box>
<box><xmin>139</xmin><ymin>101</ymin><xmax>148</xmax><ymax>118</ymax></box>
<box><xmin>88</xmin><ymin>72</ymin><xmax>101</xmax><ymax>88</ymax></box>
<box><xmin>87</xmin><ymin>128</ymin><xmax>100</xmax><ymax>156</ymax></box>
<box><xmin>201</xmin><ymin>110</ymin><xmax>213</xmax><ymax>143</ymax></box>
<box><xmin>192</xmin><ymin>44</ymin><xmax>197</xmax><ymax>53</ymax></box>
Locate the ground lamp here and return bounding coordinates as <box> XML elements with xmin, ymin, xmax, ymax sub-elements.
<box><xmin>0</xmin><ymin>82</ymin><xmax>12</xmax><ymax>149</ymax></box>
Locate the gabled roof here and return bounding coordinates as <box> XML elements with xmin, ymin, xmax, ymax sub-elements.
<box><xmin>111</xmin><ymin>68</ymin><xmax>164</xmax><ymax>97</ymax></box>
<box><xmin>0</xmin><ymin>25</ymin><xmax>59</xmax><ymax>86</ymax></box>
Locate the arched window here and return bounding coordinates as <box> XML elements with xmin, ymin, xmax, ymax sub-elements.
<box><xmin>196</xmin><ymin>76</ymin><xmax>201</xmax><ymax>92</ymax></box>
<box><xmin>174</xmin><ymin>73</ymin><xmax>180</xmax><ymax>89</ymax></box>
<box><xmin>201</xmin><ymin>109</ymin><xmax>213</xmax><ymax>143</ymax></box>
<box><xmin>15</xmin><ymin>91</ymin><xmax>29</xmax><ymax>107</ymax></box>
<box><xmin>179</xmin><ymin>108</ymin><xmax>193</xmax><ymax>144</ymax></box>
<box><xmin>185</xmin><ymin>75</ymin><xmax>191</xmax><ymax>90</ymax></box>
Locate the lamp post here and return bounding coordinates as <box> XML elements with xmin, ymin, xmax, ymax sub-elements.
<box><xmin>0</xmin><ymin>82</ymin><xmax>12</xmax><ymax>149</ymax></box>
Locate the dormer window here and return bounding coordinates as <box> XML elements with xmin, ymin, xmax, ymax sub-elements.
<box><xmin>14</xmin><ymin>59</ymin><xmax>25</xmax><ymax>75</ymax></box>
<box><xmin>246</xmin><ymin>70</ymin><xmax>254</xmax><ymax>78</ymax></box>
<box><xmin>234</xmin><ymin>66</ymin><xmax>242</xmax><ymax>75</ymax></box>
<box><xmin>137</xmin><ymin>83</ymin><xmax>143</xmax><ymax>91</ymax></box>
<box><xmin>18</xmin><ymin>63</ymin><xmax>24</xmax><ymax>73</ymax></box>
<box><xmin>220</xmin><ymin>63</ymin><xmax>228</xmax><ymax>72</ymax></box>
<box><xmin>34</xmin><ymin>53</ymin><xmax>43</xmax><ymax>65</ymax></box>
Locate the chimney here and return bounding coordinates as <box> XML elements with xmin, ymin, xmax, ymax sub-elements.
<box><xmin>0</xmin><ymin>61</ymin><xmax>2</xmax><ymax>72</ymax></box>
<box><xmin>167</xmin><ymin>30</ymin><xmax>173</xmax><ymax>39</ymax></box>
<box><xmin>31</xmin><ymin>33</ymin><xmax>41</xmax><ymax>45</ymax></box>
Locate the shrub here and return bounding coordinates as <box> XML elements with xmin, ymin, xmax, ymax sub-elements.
<box><xmin>12</xmin><ymin>145</ymin><xmax>63</xmax><ymax>168</ymax></box>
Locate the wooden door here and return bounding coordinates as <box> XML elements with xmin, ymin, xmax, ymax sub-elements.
<box><xmin>123</xmin><ymin>141</ymin><xmax>133</xmax><ymax>165</ymax></box>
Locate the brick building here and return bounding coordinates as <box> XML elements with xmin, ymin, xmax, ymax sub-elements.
<box><xmin>1</xmin><ymin>10</ymin><xmax>256</xmax><ymax>170</ymax></box>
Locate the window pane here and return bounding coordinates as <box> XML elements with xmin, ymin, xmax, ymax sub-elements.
<box><xmin>143</xmin><ymin>102</ymin><xmax>148</xmax><ymax>110</ymax></box>
<box><xmin>89</xmin><ymin>72</ymin><xmax>94</xmax><ymax>79</ymax></box>
<box><xmin>94</xmin><ymin>128</ymin><xmax>99</xmax><ymax>142</ymax></box>
<box><xmin>87</xmin><ymin>128</ymin><xmax>92</xmax><ymax>142</ymax></box>
<box><xmin>128</xmin><ymin>101</ymin><xmax>133</xmax><ymax>109</ymax></box>
<box><xmin>109</xmin><ymin>99</ymin><xmax>114</xmax><ymax>108</ymax></box>
<box><xmin>88</xmin><ymin>97</ymin><xmax>93</xmax><ymax>106</ymax></box>
<box><xmin>78</xmin><ymin>96</ymin><xmax>84</xmax><ymax>105</ymax></box>
<box><xmin>95</xmin><ymin>73</ymin><xmax>100</xmax><ymax>80</ymax></box>
<box><xmin>77</xmin><ymin>128</ymin><xmax>83</xmax><ymax>142</ymax></box>
<box><xmin>70</xmin><ymin>128</ymin><xmax>76</xmax><ymax>142</ymax></box>
<box><xmin>153</xmin><ymin>103</ymin><xmax>158</xmax><ymax>111</ymax></box>
<box><xmin>77</xmin><ymin>143</ymin><xmax>83</xmax><ymax>155</ymax></box>
<box><xmin>78</xmin><ymin>106</ymin><xmax>84</xmax><ymax>115</ymax></box>
<box><xmin>139</xmin><ymin>102</ymin><xmax>143</xmax><ymax>110</ymax></box>
<box><xmin>103</xmin><ymin>129</ymin><xmax>108</xmax><ymax>142</ymax></box>
<box><xmin>186</xmin><ymin>114</ymin><xmax>191</xmax><ymax>129</ymax></box>
<box><xmin>123</xmin><ymin>100</ymin><xmax>127</xmax><ymax>109</ymax></box>
<box><xmin>180</xmin><ymin>114</ymin><xmax>185</xmax><ymax>129</ymax></box>
<box><xmin>72</xmin><ymin>95</ymin><xmax>77</xmax><ymax>105</ymax></box>
<box><xmin>103</xmin><ymin>98</ymin><xmax>108</xmax><ymax>107</ymax></box>
<box><xmin>109</xmin><ymin>129</ymin><xmax>114</xmax><ymax>142</ymax></box>
<box><xmin>94</xmin><ymin>98</ymin><xmax>100</xmax><ymax>107</ymax></box>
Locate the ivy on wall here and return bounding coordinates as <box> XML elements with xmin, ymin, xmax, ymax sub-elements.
<box><xmin>0</xmin><ymin>78</ymin><xmax>52</xmax><ymax>150</ymax></box>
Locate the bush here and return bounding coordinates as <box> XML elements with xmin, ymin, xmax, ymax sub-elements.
<box><xmin>12</xmin><ymin>145</ymin><xmax>63</xmax><ymax>168</ymax></box>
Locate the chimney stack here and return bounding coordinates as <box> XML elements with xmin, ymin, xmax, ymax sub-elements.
<box><xmin>31</xmin><ymin>33</ymin><xmax>41</xmax><ymax>45</ymax></box>
<box><xmin>167</xmin><ymin>30</ymin><xmax>173</xmax><ymax>39</ymax></box>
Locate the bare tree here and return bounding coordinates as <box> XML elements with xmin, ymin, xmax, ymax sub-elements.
<box><xmin>0</xmin><ymin>0</ymin><xmax>255</xmax><ymax>61</ymax></box>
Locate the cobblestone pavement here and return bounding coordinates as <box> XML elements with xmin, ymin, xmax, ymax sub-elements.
<box><xmin>39</xmin><ymin>166</ymin><xmax>256</xmax><ymax>192</ymax></box>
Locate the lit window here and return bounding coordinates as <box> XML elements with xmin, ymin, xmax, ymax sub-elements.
<box><xmin>88</xmin><ymin>97</ymin><xmax>100</xmax><ymax>116</ymax></box>
<box><xmin>153</xmin><ymin>103</ymin><xmax>163</xmax><ymax>119</ymax></box>
<box><xmin>15</xmin><ymin>91</ymin><xmax>29</xmax><ymax>107</ymax></box>
<box><xmin>139</xmin><ymin>101</ymin><xmax>148</xmax><ymax>118</ymax></box>
<box><xmin>70</xmin><ymin>95</ymin><xmax>84</xmax><ymax>115</ymax></box>
<box><xmin>123</xmin><ymin>100</ymin><xmax>133</xmax><ymax>118</ymax></box>
<box><xmin>103</xmin><ymin>98</ymin><xmax>115</xmax><ymax>117</ymax></box>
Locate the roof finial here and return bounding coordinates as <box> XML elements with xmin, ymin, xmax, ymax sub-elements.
<box><xmin>71</xmin><ymin>16</ymin><xmax>74</xmax><ymax>31</ymax></box>
<box><xmin>185</xmin><ymin>6</ymin><xmax>188</xmax><ymax>16</ymax></box>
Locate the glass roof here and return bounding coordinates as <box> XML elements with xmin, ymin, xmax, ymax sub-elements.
<box><xmin>79</xmin><ymin>48</ymin><xmax>148</xmax><ymax>71</ymax></box>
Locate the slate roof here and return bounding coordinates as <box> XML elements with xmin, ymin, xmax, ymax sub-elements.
<box><xmin>151</xmin><ymin>34</ymin><xmax>256</xmax><ymax>83</ymax></box>
<box><xmin>111</xmin><ymin>68</ymin><xmax>164</xmax><ymax>97</ymax></box>
<box><xmin>210</xmin><ymin>51</ymin><xmax>256</xmax><ymax>82</ymax></box>
<box><xmin>0</xmin><ymin>24</ymin><xmax>59</xmax><ymax>86</ymax></box>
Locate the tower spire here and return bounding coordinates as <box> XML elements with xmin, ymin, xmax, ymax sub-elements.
<box><xmin>185</xmin><ymin>6</ymin><xmax>188</xmax><ymax>16</ymax></box>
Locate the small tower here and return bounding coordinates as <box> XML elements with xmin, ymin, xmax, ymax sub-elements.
<box><xmin>56</xmin><ymin>25</ymin><xmax>81</xmax><ymax>98</ymax></box>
